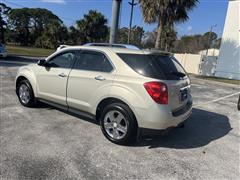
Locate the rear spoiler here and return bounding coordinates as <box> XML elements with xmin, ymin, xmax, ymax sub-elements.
<box><xmin>146</xmin><ymin>49</ymin><xmax>173</xmax><ymax>56</ymax></box>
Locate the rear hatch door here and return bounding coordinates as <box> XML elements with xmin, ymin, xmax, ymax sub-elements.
<box><xmin>117</xmin><ymin>52</ymin><xmax>191</xmax><ymax>110</ymax></box>
<box><xmin>165</xmin><ymin>77</ymin><xmax>191</xmax><ymax>111</ymax></box>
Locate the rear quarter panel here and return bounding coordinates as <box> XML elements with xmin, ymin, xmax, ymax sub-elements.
<box><xmin>91</xmin><ymin>74</ymin><xmax>156</xmax><ymax>121</ymax></box>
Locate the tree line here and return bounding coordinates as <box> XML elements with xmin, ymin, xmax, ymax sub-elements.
<box><xmin>1</xmin><ymin>2</ymin><xmax>221</xmax><ymax>54</ymax></box>
<box><xmin>143</xmin><ymin>28</ymin><xmax>221</xmax><ymax>53</ymax></box>
<box><xmin>0</xmin><ymin>3</ymin><xmax>144</xmax><ymax>49</ymax></box>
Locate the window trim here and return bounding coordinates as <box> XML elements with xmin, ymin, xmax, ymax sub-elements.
<box><xmin>46</xmin><ymin>50</ymin><xmax>77</xmax><ymax>69</ymax></box>
<box><xmin>73</xmin><ymin>49</ymin><xmax>115</xmax><ymax>73</ymax></box>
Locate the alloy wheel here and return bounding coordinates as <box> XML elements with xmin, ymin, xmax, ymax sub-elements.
<box><xmin>103</xmin><ymin>110</ymin><xmax>128</xmax><ymax>140</ymax></box>
<box><xmin>19</xmin><ymin>84</ymin><xmax>30</xmax><ymax>104</ymax></box>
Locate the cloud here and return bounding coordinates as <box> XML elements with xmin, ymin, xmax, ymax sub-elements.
<box><xmin>41</xmin><ymin>0</ymin><xmax>66</xmax><ymax>4</ymax></box>
<box><xmin>187</xmin><ymin>26</ymin><xmax>193</xmax><ymax>31</ymax></box>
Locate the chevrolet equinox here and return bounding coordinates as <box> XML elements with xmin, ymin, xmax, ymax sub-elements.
<box><xmin>16</xmin><ymin>46</ymin><xmax>192</xmax><ymax>144</ymax></box>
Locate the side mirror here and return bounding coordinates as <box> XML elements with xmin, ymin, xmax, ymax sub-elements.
<box><xmin>37</xmin><ymin>59</ymin><xmax>47</xmax><ymax>66</ymax></box>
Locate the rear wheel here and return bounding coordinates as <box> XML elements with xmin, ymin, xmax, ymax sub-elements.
<box><xmin>17</xmin><ymin>79</ymin><xmax>36</xmax><ymax>107</ymax></box>
<box><xmin>100</xmin><ymin>103</ymin><xmax>138</xmax><ymax>145</ymax></box>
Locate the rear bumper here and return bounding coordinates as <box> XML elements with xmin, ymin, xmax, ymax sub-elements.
<box><xmin>135</xmin><ymin>99</ymin><xmax>192</xmax><ymax>130</ymax></box>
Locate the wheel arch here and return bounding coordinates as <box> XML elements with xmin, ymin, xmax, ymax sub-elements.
<box><xmin>95</xmin><ymin>97</ymin><xmax>138</xmax><ymax>127</ymax></box>
<box><xmin>16</xmin><ymin>74</ymin><xmax>37</xmax><ymax>96</ymax></box>
<box><xmin>16</xmin><ymin>76</ymin><xmax>28</xmax><ymax>87</ymax></box>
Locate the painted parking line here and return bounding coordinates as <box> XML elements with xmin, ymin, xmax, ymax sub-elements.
<box><xmin>194</xmin><ymin>91</ymin><xmax>240</xmax><ymax>107</ymax></box>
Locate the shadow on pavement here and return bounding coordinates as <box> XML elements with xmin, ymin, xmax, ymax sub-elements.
<box><xmin>137</xmin><ymin>108</ymin><xmax>232</xmax><ymax>149</ymax></box>
<box><xmin>0</xmin><ymin>62</ymin><xmax>24</xmax><ymax>67</ymax></box>
<box><xmin>2</xmin><ymin>55</ymin><xmax>40</xmax><ymax>63</ymax></box>
<box><xmin>0</xmin><ymin>55</ymin><xmax>40</xmax><ymax>67</ymax></box>
<box><xmin>34</xmin><ymin>102</ymin><xmax>232</xmax><ymax>149</ymax></box>
<box><xmin>34</xmin><ymin>102</ymin><xmax>99</xmax><ymax>125</ymax></box>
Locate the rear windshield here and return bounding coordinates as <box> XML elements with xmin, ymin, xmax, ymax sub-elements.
<box><xmin>117</xmin><ymin>53</ymin><xmax>187</xmax><ymax>80</ymax></box>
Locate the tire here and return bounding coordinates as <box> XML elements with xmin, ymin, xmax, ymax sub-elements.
<box><xmin>100</xmin><ymin>102</ymin><xmax>138</xmax><ymax>145</ymax></box>
<box><xmin>17</xmin><ymin>79</ymin><xmax>36</xmax><ymax>107</ymax></box>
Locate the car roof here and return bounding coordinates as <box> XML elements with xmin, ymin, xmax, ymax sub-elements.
<box><xmin>60</xmin><ymin>45</ymin><xmax>170</xmax><ymax>55</ymax></box>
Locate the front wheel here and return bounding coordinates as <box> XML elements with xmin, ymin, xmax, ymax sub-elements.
<box><xmin>100</xmin><ymin>103</ymin><xmax>138</xmax><ymax>145</ymax></box>
<box><xmin>17</xmin><ymin>79</ymin><xmax>36</xmax><ymax>107</ymax></box>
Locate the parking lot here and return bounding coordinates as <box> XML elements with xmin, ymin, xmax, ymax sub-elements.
<box><xmin>0</xmin><ymin>57</ymin><xmax>239</xmax><ymax>179</ymax></box>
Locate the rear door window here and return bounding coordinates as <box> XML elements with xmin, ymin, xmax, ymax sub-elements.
<box><xmin>74</xmin><ymin>51</ymin><xmax>113</xmax><ymax>72</ymax></box>
<box><xmin>117</xmin><ymin>53</ymin><xmax>187</xmax><ymax>80</ymax></box>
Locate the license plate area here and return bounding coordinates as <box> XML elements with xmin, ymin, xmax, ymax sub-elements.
<box><xmin>179</xmin><ymin>88</ymin><xmax>188</xmax><ymax>102</ymax></box>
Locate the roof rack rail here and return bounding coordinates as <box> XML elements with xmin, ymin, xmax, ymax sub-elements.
<box><xmin>56</xmin><ymin>45</ymin><xmax>70</xmax><ymax>51</ymax></box>
<box><xmin>83</xmin><ymin>43</ymin><xmax>140</xmax><ymax>50</ymax></box>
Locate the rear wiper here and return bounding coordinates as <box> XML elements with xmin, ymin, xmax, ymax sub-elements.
<box><xmin>170</xmin><ymin>71</ymin><xmax>186</xmax><ymax>77</ymax></box>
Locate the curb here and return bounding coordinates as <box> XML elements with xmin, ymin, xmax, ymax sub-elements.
<box><xmin>190</xmin><ymin>76</ymin><xmax>240</xmax><ymax>89</ymax></box>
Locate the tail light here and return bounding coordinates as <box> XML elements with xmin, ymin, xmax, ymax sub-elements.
<box><xmin>144</xmin><ymin>82</ymin><xmax>168</xmax><ymax>104</ymax></box>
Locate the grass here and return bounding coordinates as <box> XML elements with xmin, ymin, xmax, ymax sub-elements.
<box><xmin>6</xmin><ymin>45</ymin><xmax>55</xmax><ymax>57</ymax></box>
<box><xmin>194</xmin><ymin>75</ymin><xmax>240</xmax><ymax>85</ymax></box>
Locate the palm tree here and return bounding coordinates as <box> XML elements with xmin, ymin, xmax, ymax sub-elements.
<box><xmin>138</xmin><ymin>0</ymin><xmax>199</xmax><ymax>49</ymax></box>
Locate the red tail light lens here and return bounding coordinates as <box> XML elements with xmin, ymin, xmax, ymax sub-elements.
<box><xmin>144</xmin><ymin>82</ymin><xmax>168</xmax><ymax>104</ymax></box>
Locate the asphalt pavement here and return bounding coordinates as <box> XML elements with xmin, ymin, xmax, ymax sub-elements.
<box><xmin>0</xmin><ymin>56</ymin><xmax>239</xmax><ymax>179</ymax></box>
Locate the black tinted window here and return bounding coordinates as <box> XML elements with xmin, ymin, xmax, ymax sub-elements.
<box><xmin>74</xmin><ymin>51</ymin><xmax>113</xmax><ymax>72</ymax></box>
<box><xmin>48</xmin><ymin>52</ymin><xmax>75</xmax><ymax>68</ymax></box>
<box><xmin>117</xmin><ymin>53</ymin><xmax>186</xmax><ymax>80</ymax></box>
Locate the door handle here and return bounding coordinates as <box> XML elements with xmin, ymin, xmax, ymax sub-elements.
<box><xmin>58</xmin><ymin>73</ymin><xmax>67</xmax><ymax>77</ymax></box>
<box><xmin>95</xmin><ymin>75</ymin><xmax>105</xmax><ymax>81</ymax></box>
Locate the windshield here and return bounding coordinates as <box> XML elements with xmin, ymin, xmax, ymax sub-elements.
<box><xmin>117</xmin><ymin>53</ymin><xmax>187</xmax><ymax>80</ymax></box>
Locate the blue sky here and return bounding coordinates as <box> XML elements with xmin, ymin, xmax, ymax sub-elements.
<box><xmin>2</xmin><ymin>0</ymin><xmax>228</xmax><ymax>38</ymax></box>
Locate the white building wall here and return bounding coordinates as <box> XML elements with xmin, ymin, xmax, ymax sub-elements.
<box><xmin>174</xmin><ymin>53</ymin><xmax>202</xmax><ymax>74</ymax></box>
<box><xmin>200</xmin><ymin>56</ymin><xmax>218</xmax><ymax>76</ymax></box>
<box><xmin>215</xmin><ymin>0</ymin><xmax>240</xmax><ymax>80</ymax></box>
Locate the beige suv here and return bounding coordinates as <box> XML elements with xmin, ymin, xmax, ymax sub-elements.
<box><xmin>16</xmin><ymin>46</ymin><xmax>192</xmax><ymax>144</ymax></box>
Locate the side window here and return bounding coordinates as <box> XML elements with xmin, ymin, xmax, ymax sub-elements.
<box><xmin>74</xmin><ymin>51</ymin><xmax>113</xmax><ymax>72</ymax></box>
<box><xmin>48</xmin><ymin>52</ymin><xmax>75</xmax><ymax>68</ymax></box>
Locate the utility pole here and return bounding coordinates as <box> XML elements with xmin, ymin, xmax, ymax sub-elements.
<box><xmin>127</xmin><ymin>0</ymin><xmax>137</xmax><ymax>44</ymax></box>
<box><xmin>110</xmin><ymin>0</ymin><xmax>122</xmax><ymax>44</ymax></box>
<box><xmin>206</xmin><ymin>24</ymin><xmax>217</xmax><ymax>56</ymax></box>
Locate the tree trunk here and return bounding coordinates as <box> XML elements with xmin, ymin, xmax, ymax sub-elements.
<box><xmin>0</xmin><ymin>22</ymin><xmax>4</xmax><ymax>44</ymax></box>
<box><xmin>25</xmin><ymin>26</ymin><xmax>29</xmax><ymax>46</ymax></box>
<box><xmin>165</xmin><ymin>44</ymin><xmax>168</xmax><ymax>52</ymax></box>
<box><xmin>0</xmin><ymin>17</ymin><xmax>4</xmax><ymax>43</ymax></box>
<box><xmin>155</xmin><ymin>18</ymin><xmax>163</xmax><ymax>49</ymax></box>
<box><xmin>0</xmin><ymin>27</ymin><xmax>4</xmax><ymax>44</ymax></box>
